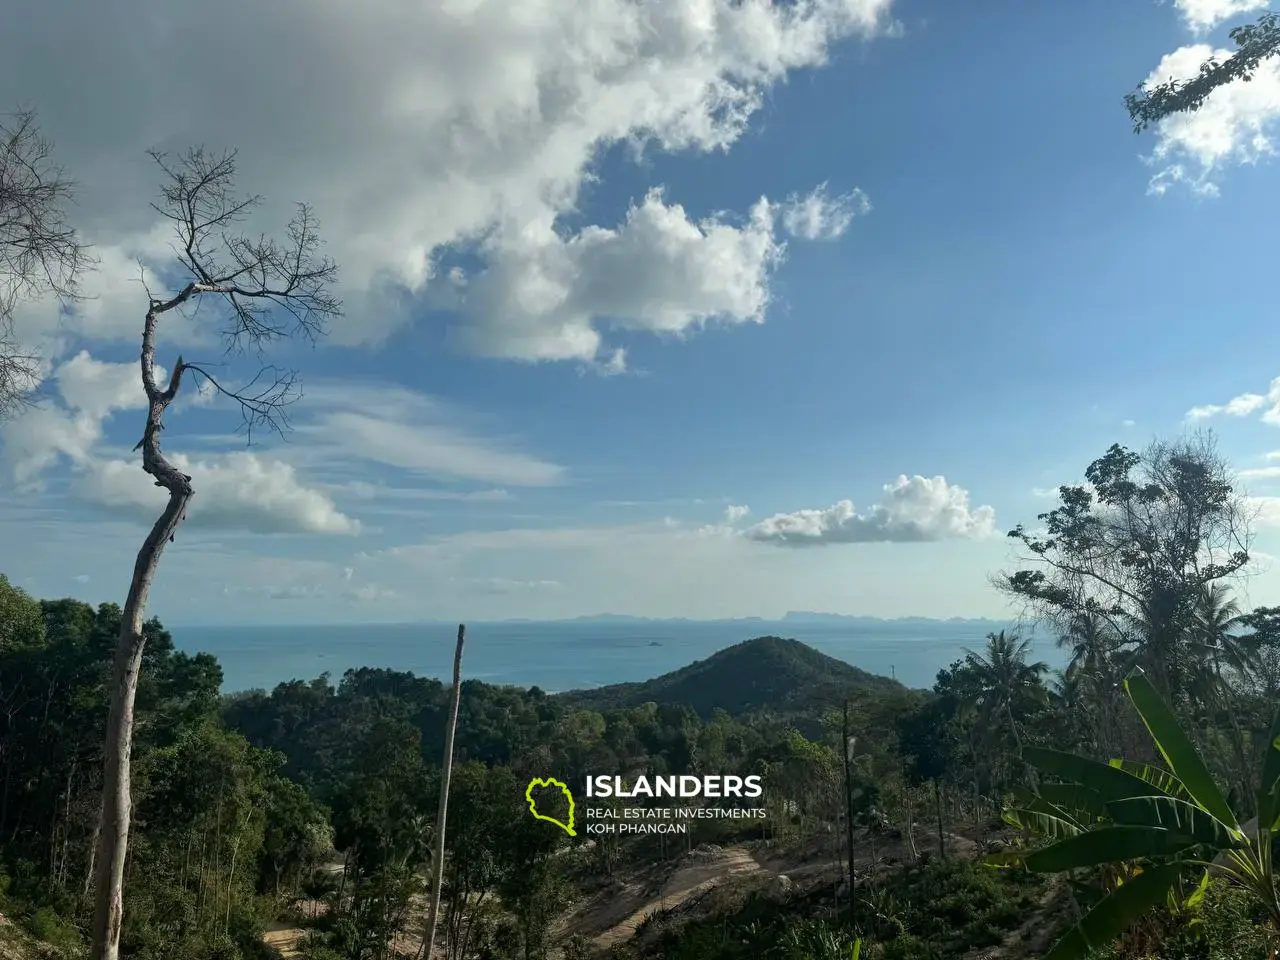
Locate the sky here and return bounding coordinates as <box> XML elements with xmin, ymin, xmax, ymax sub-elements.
<box><xmin>3</xmin><ymin>0</ymin><xmax>1280</xmax><ymax>626</ymax></box>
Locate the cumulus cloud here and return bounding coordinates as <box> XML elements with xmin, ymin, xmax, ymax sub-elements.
<box><xmin>0</xmin><ymin>0</ymin><xmax>894</xmax><ymax>365</ymax></box>
<box><xmin>777</xmin><ymin>183</ymin><xmax>871</xmax><ymax>240</ymax></box>
<box><xmin>1141</xmin><ymin>43</ymin><xmax>1280</xmax><ymax>196</ymax></box>
<box><xmin>1174</xmin><ymin>0</ymin><xmax>1269</xmax><ymax>33</ymax></box>
<box><xmin>746</xmin><ymin>475</ymin><xmax>997</xmax><ymax>546</ymax></box>
<box><xmin>0</xmin><ymin>351</ymin><xmax>361</xmax><ymax>534</ymax></box>
<box><xmin>1</xmin><ymin>353</ymin><xmax>562</xmax><ymax>534</ymax></box>
<box><xmin>1187</xmin><ymin>377</ymin><xmax>1280</xmax><ymax>424</ymax></box>
<box><xmin>80</xmin><ymin>453</ymin><xmax>361</xmax><ymax>536</ymax></box>
<box><xmin>0</xmin><ymin>352</ymin><xmax>150</xmax><ymax>487</ymax></box>
<box><xmin>725</xmin><ymin>504</ymin><xmax>751</xmax><ymax>523</ymax></box>
<box><xmin>55</xmin><ymin>351</ymin><xmax>150</xmax><ymax>420</ymax></box>
<box><xmin>454</xmin><ymin>192</ymin><xmax>782</xmax><ymax>368</ymax></box>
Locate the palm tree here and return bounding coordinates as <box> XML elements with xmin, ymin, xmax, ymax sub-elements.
<box><xmin>1056</xmin><ymin>611</ymin><xmax>1116</xmax><ymax>686</ymax></box>
<box><xmin>1193</xmin><ymin>583</ymin><xmax>1257</xmax><ymax>694</ymax></box>
<box><xmin>1056</xmin><ymin>611</ymin><xmax>1121</xmax><ymax>752</ymax></box>
<box><xmin>1192</xmin><ymin>584</ymin><xmax>1260</xmax><ymax>813</ymax></box>
<box><xmin>961</xmin><ymin>630</ymin><xmax>1049</xmax><ymax>755</ymax></box>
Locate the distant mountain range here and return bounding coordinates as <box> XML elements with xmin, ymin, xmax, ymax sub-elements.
<box><xmin>538</xmin><ymin>612</ymin><xmax>1010</xmax><ymax>626</ymax></box>
<box><xmin>556</xmin><ymin>635</ymin><xmax>907</xmax><ymax>720</ymax></box>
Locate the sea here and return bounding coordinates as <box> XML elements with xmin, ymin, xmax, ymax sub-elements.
<box><xmin>170</xmin><ymin>617</ymin><xmax>1066</xmax><ymax>695</ymax></box>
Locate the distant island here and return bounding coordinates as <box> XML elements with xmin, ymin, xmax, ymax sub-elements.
<box><xmin>538</xmin><ymin>612</ymin><xmax>1011</xmax><ymax>626</ymax></box>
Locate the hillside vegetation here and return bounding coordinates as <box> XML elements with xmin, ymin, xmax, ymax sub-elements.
<box><xmin>2</xmin><ymin>439</ymin><xmax>1280</xmax><ymax>960</ymax></box>
<box><xmin>557</xmin><ymin>635</ymin><xmax>904</xmax><ymax>719</ymax></box>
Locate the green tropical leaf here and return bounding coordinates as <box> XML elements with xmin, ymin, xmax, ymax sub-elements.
<box><xmin>1023</xmin><ymin>826</ymin><xmax>1196</xmax><ymax>873</ymax></box>
<box><xmin>1024</xmin><ymin>747</ymin><xmax>1174</xmax><ymax>803</ymax></box>
<box><xmin>1124</xmin><ymin>672</ymin><xmax>1240</xmax><ymax>831</ymax></box>
<box><xmin>1039</xmin><ymin>781</ymin><xmax>1108</xmax><ymax>818</ymax></box>
<box><xmin>1256</xmin><ymin>709</ymin><xmax>1280</xmax><ymax>829</ymax></box>
<box><xmin>1108</xmin><ymin>759</ymin><xmax>1191</xmax><ymax>801</ymax></box>
<box><xmin>1003</xmin><ymin>806</ymin><xmax>1083</xmax><ymax>842</ymax></box>
<box><xmin>1042</xmin><ymin>862</ymin><xmax>1184</xmax><ymax>960</ymax></box>
<box><xmin>1105</xmin><ymin>796</ymin><xmax>1241</xmax><ymax>850</ymax></box>
<box><xmin>983</xmin><ymin>850</ymin><xmax>1027</xmax><ymax>869</ymax></box>
<box><xmin>1183</xmin><ymin>868</ymin><xmax>1210</xmax><ymax>911</ymax></box>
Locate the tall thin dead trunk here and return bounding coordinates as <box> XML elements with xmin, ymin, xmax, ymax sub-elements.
<box><xmin>90</xmin><ymin>295</ymin><xmax>195</xmax><ymax>960</ymax></box>
<box><xmin>423</xmin><ymin>624</ymin><xmax>466</xmax><ymax>960</ymax></box>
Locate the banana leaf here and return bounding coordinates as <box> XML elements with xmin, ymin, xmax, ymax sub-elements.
<box><xmin>1105</xmin><ymin>796</ymin><xmax>1243</xmax><ymax>849</ymax></box>
<box><xmin>1003</xmin><ymin>806</ymin><xmax>1083</xmax><ymax>842</ymax></box>
<box><xmin>1256</xmin><ymin>708</ymin><xmax>1280</xmax><ymax>830</ymax></box>
<box><xmin>1042</xmin><ymin>862</ymin><xmax>1184</xmax><ymax>960</ymax></box>
<box><xmin>1024</xmin><ymin>747</ymin><xmax>1175</xmax><ymax>803</ymax></box>
<box><xmin>1038</xmin><ymin>781</ymin><xmax>1108</xmax><ymax>819</ymax></box>
<box><xmin>1124</xmin><ymin>673</ymin><xmax>1239</xmax><ymax>831</ymax></box>
<box><xmin>1023</xmin><ymin>825</ymin><xmax>1196</xmax><ymax>873</ymax></box>
<box><xmin>1108</xmin><ymin>759</ymin><xmax>1191</xmax><ymax>801</ymax></box>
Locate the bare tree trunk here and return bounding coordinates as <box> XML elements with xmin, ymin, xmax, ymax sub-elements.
<box><xmin>423</xmin><ymin>624</ymin><xmax>466</xmax><ymax>960</ymax></box>
<box><xmin>934</xmin><ymin>780</ymin><xmax>946</xmax><ymax>858</ymax></box>
<box><xmin>90</xmin><ymin>298</ymin><xmax>195</xmax><ymax>960</ymax></box>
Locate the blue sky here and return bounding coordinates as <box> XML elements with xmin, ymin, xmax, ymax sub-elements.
<box><xmin>4</xmin><ymin>0</ymin><xmax>1280</xmax><ymax>624</ymax></box>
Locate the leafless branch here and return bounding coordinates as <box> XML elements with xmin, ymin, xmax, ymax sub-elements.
<box><xmin>92</xmin><ymin>147</ymin><xmax>342</xmax><ymax>959</ymax></box>
<box><xmin>146</xmin><ymin>147</ymin><xmax>341</xmax><ymax>353</ymax></box>
<box><xmin>179</xmin><ymin>361</ymin><xmax>300</xmax><ymax>444</ymax></box>
<box><xmin>0</xmin><ymin>107</ymin><xmax>92</xmax><ymax>417</ymax></box>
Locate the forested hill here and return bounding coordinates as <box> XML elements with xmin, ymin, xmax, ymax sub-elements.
<box><xmin>556</xmin><ymin>635</ymin><xmax>903</xmax><ymax>719</ymax></box>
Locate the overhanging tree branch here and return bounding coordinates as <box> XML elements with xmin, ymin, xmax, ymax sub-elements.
<box><xmin>1126</xmin><ymin>12</ymin><xmax>1280</xmax><ymax>130</ymax></box>
<box><xmin>0</xmin><ymin>107</ymin><xmax>92</xmax><ymax>418</ymax></box>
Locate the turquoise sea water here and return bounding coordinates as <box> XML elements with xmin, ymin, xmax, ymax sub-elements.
<box><xmin>170</xmin><ymin>618</ymin><xmax>1063</xmax><ymax>695</ymax></box>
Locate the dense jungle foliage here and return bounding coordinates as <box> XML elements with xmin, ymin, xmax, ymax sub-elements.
<box><xmin>2</xmin><ymin>437</ymin><xmax>1280</xmax><ymax>960</ymax></box>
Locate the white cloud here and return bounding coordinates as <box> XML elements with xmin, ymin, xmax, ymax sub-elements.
<box><xmin>80</xmin><ymin>453</ymin><xmax>361</xmax><ymax>536</ymax></box>
<box><xmin>295</xmin><ymin>382</ymin><xmax>566</xmax><ymax>486</ymax></box>
<box><xmin>0</xmin><ymin>405</ymin><xmax>101</xmax><ymax>487</ymax></box>
<box><xmin>777</xmin><ymin>183</ymin><xmax>871</xmax><ymax>240</ymax></box>
<box><xmin>746</xmin><ymin>475</ymin><xmax>997</xmax><ymax>546</ymax></box>
<box><xmin>331</xmin><ymin>481</ymin><xmax>512</xmax><ymax>503</ymax></box>
<box><xmin>1</xmin><ymin>359</ymin><xmax>558</xmax><ymax>531</ymax></box>
<box><xmin>1248</xmin><ymin>495</ymin><xmax>1280</xmax><ymax>528</ymax></box>
<box><xmin>725</xmin><ymin>504</ymin><xmax>751</xmax><ymax>523</ymax></box>
<box><xmin>1142</xmin><ymin>43</ymin><xmax>1280</xmax><ymax>196</ymax></box>
<box><xmin>1240</xmin><ymin>465</ymin><xmax>1280</xmax><ymax>480</ymax></box>
<box><xmin>341</xmin><ymin>583</ymin><xmax>399</xmax><ymax>602</ymax></box>
<box><xmin>0</xmin><ymin>0</ymin><xmax>894</xmax><ymax>364</ymax></box>
<box><xmin>1174</xmin><ymin>0</ymin><xmax>1269</xmax><ymax>33</ymax></box>
<box><xmin>1188</xmin><ymin>391</ymin><xmax>1269</xmax><ymax>420</ymax></box>
<box><xmin>0</xmin><ymin>353</ymin><xmax>148</xmax><ymax>487</ymax></box>
<box><xmin>307</xmin><ymin>412</ymin><xmax>564</xmax><ymax>486</ymax></box>
<box><xmin>55</xmin><ymin>351</ymin><xmax>151</xmax><ymax>420</ymax></box>
<box><xmin>454</xmin><ymin>191</ymin><xmax>782</xmax><ymax>368</ymax></box>
<box><xmin>1188</xmin><ymin>377</ymin><xmax>1280</xmax><ymax>424</ymax></box>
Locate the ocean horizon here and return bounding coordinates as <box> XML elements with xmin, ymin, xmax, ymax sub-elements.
<box><xmin>169</xmin><ymin>616</ymin><xmax>1066</xmax><ymax>695</ymax></box>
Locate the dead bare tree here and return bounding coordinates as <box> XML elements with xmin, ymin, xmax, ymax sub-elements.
<box><xmin>89</xmin><ymin>147</ymin><xmax>340</xmax><ymax>960</ymax></box>
<box><xmin>422</xmin><ymin>624</ymin><xmax>466</xmax><ymax>960</ymax></box>
<box><xmin>0</xmin><ymin>107</ymin><xmax>90</xmax><ymax>419</ymax></box>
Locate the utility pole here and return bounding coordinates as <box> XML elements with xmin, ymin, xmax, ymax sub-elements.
<box><xmin>842</xmin><ymin>701</ymin><xmax>857</xmax><ymax>920</ymax></box>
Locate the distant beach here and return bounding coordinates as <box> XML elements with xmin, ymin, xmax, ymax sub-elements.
<box><xmin>171</xmin><ymin>617</ymin><xmax>1063</xmax><ymax>694</ymax></box>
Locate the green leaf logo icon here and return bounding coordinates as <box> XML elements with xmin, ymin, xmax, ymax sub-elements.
<box><xmin>525</xmin><ymin>777</ymin><xmax>576</xmax><ymax>836</ymax></box>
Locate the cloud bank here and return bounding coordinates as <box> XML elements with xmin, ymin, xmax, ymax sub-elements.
<box><xmin>745</xmin><ymin>475</ymin><xmax>997</xmax><ymax>546</ymax></box>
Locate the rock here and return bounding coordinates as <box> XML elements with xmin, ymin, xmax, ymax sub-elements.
<box><xmin>765</xmin><ymin>874</ymin><xmax>794</xmax><ymax>901</ymax></box>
